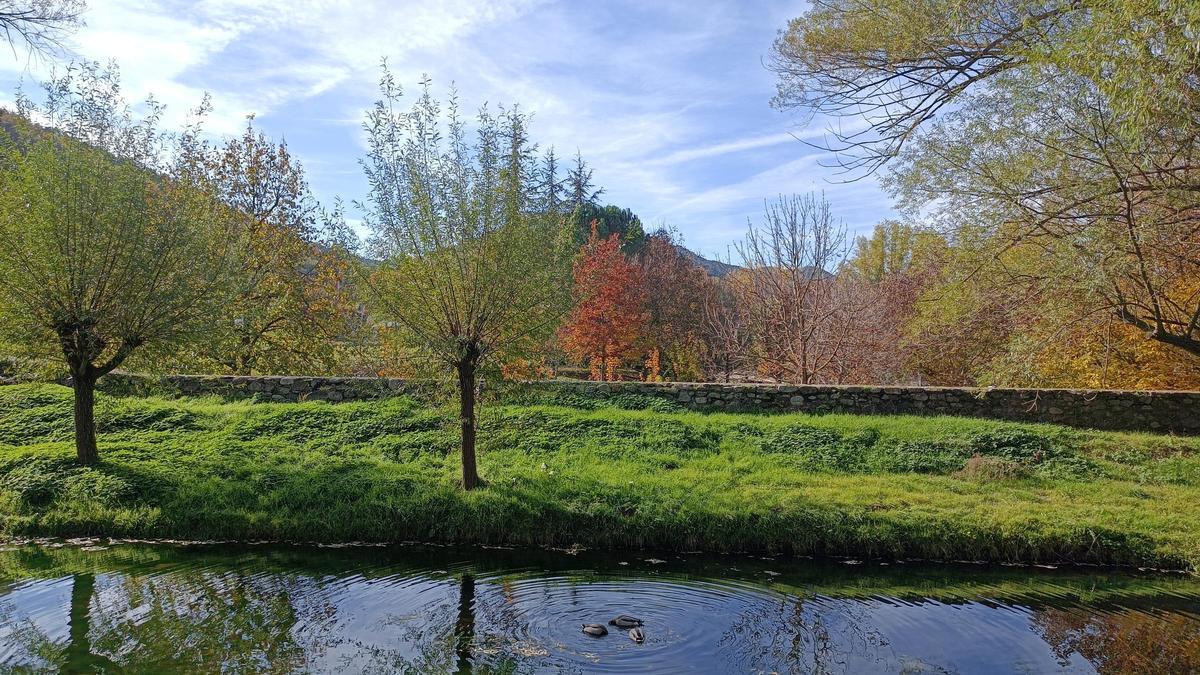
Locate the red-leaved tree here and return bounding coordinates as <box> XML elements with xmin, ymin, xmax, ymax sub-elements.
<box><xmin>559</xmin><ymin>224</ymin><xmax>648</xmax><ymax>380</ymax></box>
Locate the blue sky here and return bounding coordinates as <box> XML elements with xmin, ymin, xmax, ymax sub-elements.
<box><xmin>0</xmin><ymin>0</ymin><xmax>894</xmax><ymax>257</ymax></box>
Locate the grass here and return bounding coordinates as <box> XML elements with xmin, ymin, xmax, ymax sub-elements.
<box><xmin>0</xmin><ymin>383</ymin><xmax>1197</xmax><ymax>570</ymax></box>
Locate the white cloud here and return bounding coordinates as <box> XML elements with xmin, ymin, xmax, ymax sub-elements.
<box><xmin>0</xmin><ymin>0</ymin><xmax>895</xmax><ymax>250</ymax></box>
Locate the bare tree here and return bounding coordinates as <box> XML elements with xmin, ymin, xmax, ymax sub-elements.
<box><xmin>700</xmin><ymin>277</ymin><xmax>752</xmax><ymax>382</ymax></box>
<box><xmin>736</xmin><ymin>194</ymin><xmax>866</xmax><ymax>384</ymax></box>
<box><xmin>0</xmin><ymin>0</ymin><xmax>85</xmax><ymax>56</ymax></box>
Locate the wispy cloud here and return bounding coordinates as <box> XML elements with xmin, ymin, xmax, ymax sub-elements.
<box><xmin>0</xmin><ymin>0</ymin><xmax>895</xmax><ymax>252</ymax></box>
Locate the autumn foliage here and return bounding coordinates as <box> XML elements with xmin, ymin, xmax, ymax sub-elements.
<box><xmin>559</xmin><ymin>224</ymin><xmax>649</xmax><ymax>380</ymax></box>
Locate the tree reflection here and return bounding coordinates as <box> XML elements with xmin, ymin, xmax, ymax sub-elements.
<box><xmin>454</xmin><ymin>573</ymin><xmax>475</xmax><ymax>675</ymax></box>
<box><xmin>62</xmin><ymin>573</ymin><xmax>119</xmax><ymax>673</ymax></box>
<box><xmin>1035</xmin><ymin>605</ymin><xmax>1200</xmax><ymax>673</ymax></box>
<box><xmin>719</xmin><ymin>595</ymin><xmax>898</xmax><ymax>673</ymax></box>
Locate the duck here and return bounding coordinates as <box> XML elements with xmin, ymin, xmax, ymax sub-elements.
<box><xmin>629</xmin><ymin>627</ymin><xmax>645</xmax><ymax>643</ymax></box>
<box><xmin>582</xmin><ymin>623</ymin><xmax>608</xmax><ymax>636</ymax></box>
<box><xmin>608</xmin><ymin>615</ymin><xmax>643</xmax><ymax>628</ymax></box>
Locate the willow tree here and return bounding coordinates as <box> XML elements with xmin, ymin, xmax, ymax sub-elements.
<box><xmin>358</xmin><ymin>71</ymin><xmax>571</xmax><ymax>489</ymax></box>
<box><xmin>0</xmin><ymin>64</ymin><xmax>243</xmax><ymax>464</ymax></box>
<box><xmin>770</xmin><ymin>0</ymin><xmax>1200</xmax><ymax>362</ymax></box>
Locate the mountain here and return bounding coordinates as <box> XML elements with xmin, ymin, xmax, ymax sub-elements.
<box><xmin>676</xmin><ymin>245</ymin><xmax>742</xmax><ymax>278</ymax></box>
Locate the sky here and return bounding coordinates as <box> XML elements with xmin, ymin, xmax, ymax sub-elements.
<box><xmin>0</xmin><ymin>0</ymin><xmax>894</xmax><ymax>258</ymax></box>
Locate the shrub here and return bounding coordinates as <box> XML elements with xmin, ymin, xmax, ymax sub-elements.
<box><xmin>761</xmin><ymin>424</ymin><xmax>842</xmax><ymax>454</ymax></box>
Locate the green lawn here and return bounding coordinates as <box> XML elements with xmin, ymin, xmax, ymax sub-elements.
<box><xmin>0</xmin><ymin>383</ymin><xmax>1197</xmax><ymax>570</ymax></box>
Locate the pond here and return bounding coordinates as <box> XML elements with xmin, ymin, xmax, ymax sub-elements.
<box><xmin>0</xmin><ymin>542</ymin><xmax>1196</xmax><ymax>673</ymax></box>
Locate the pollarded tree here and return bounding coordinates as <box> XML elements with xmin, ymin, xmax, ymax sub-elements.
<box><xmin>358</xmin><ymin>71</ymin><xmax>572</xmax><ymax>490</ymax></box>
<box><xmin>0</xmin><ymin>64</ymin><xmax>244</xmax><ymax>464</ymax></box>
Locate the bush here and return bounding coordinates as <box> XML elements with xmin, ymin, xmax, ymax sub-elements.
<box><xmin>967</xmin><ymin>429</ymin><xmax>1059</xmax><ymax>463</ymax></box>
<box><xmin>1032</xmin><ymin>456</ymin><xmax>1100</xmax><ymax>480</ymax></box>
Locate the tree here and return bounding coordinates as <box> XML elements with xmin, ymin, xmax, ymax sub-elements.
<box><xmin>834</xmin><ymin>221</ymin><xmax>947</xmax><ymax>384</ymax></box>
<box><xmin>700</xmin><ymin>275</ymin><xmax>752</xmax><ymax>382</ymax></box>
<box><xmin>0</xmin><ymin>64</ymin><xmax>242</xmax><ymax>464</ymax></box>
<box><xmin>847</xmin><ymin>220</ymin><xmax>945</xmax><ymax>284</ymax></box>
<box><xmin>180</xmin><ymin>119</ymin><xmax>363</xmax><ymax>375</ymax></box>
<box><xmin>736</xmin><ymin>193</ymin><xmax>868</xmax><ymax>384</ymax></box>
<box><xmin>559</xmin><ymin>225</ymin><xmax>649</xmax><ymax>381</ymax></box>
<box><xmin>0</xmin><ymin>0</ymin><xmax>84</xmax><ymax>56</ymax></box>
<box><xmin>567</xmin><ymin>202</ymin><xmax>646</xmax><ymax>252</ymax></box>
<box><xmin>770</xmin><ymin>0</ymin><xmax>1200</xmax><ymax>363</ymax></box>
<box><xmin>889</xmin><ymin>72</ymin><xmax>1200</xmax><ymax>360</ymax></box>
<box><xmin>769</xmin><ymin>0</ymin><xmax>1198</xmax><ymax>174</ymax></box>
<box><xmin>537</xmin><ymin>146</ymin><xmax>566</xmax><ymax>214</ymax></box>
<box><xmin>635</xmin><ymin>230</ymin><xmax>712</xmax><ymax>380</ymax></box>
<box><xmin>566</xmin><ymin>150</ymin><xmax>603</xmax><ymax>208</ymax></box>
<box><xmin>357</xmin><ymin>71</ymin><xmax>571</xmax><ymax>490</ymax></box>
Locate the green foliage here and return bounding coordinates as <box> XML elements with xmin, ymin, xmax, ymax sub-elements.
<box><xmin>0</xmin><ymin>66</ymin><xmax>245</xmax><ymax>371</ymax></box>
<box><xmin>875</xmin><ymin>440</ymin><xmax>973</xmax><ymax>474</ymax></box>
<box><xmin>966</xmin><ymin>429</ymin><xmax>1061</xmax><ymax>462</ymax></box>
<box><xmin>357</xmin><ymin>72</ymin><xmax>574</xmax><ymax>374</ymax></box>
<box><xmin>0</xmin><ymin>384</ymin><xmax>1196</xmax><ymax>569</ymax></box>
<box><xmin>1</xmin><ymin>459</ymin><xmax>68</xmax><ymax>506</ymax></box>
<box><xmin>772</xmin><ymin>0</ymin><xmax>1200</xmax><ymax>373</ymax></box>
<box><xmin>567</xmin><ymin>203</ymin><xmax>646</xmax><ymax>253</ymax></box>
<box><xmin>847</xmin><ymin>220</ymin><xmax>946</xmax><ymax>282</ymax></box>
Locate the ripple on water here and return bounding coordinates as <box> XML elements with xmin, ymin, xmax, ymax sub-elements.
<box><xmin>0</xmin><ymin>543</ymin><xmax>1195</xmax><ymax>673</ymax></box>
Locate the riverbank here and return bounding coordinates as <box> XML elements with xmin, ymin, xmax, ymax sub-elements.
<box><xmin>0</xmin><ymin>383</ymin><xmax>1196</xmax><ymax>570</ymax></box>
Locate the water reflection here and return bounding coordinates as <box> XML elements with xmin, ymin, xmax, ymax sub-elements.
<box><xmin>0</xmin><ymin>543</ymin><xmax>1195</xmax><ymax>673</ymax></box>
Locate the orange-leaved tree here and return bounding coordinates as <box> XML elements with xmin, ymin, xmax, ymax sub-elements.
<box><xmin>559</xmin><ymin>224</ymin><xmax>648</xmax><ymax>381</ymax></box>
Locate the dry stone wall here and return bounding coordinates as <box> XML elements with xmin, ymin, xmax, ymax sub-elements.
<box><xmin>95</xmin><ymin>374</ymin><xmax>1200</xmax><ymax>434</ymax></box>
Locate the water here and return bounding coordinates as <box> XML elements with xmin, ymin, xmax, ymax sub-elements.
<box><xmin>0</xmin><ymin>542</ymin><xmax>1196</xmax><ymax>673</ymax></box>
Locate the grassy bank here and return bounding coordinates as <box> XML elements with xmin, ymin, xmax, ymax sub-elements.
<box><xmin>0</xmin><ymin>383</ymin><xmax>1197</xmax><ymax>570</ymax></box>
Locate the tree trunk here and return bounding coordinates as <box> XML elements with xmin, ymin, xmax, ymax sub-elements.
<box><xmin>454</xmin><ymin>573</ymin><xmax>476</xmax><ymax>674</ymax></box>
<box><xmin>456</xmin><ymin>359</ymin><xmax>480</xmax><ymax>490</ymax></box>
<box><xmin>72</xmin><ymin>373</ymin><xmax>99</xmax><ymax>466</ymax></box>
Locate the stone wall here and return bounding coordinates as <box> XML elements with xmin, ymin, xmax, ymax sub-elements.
<box><xmin>545</xmin><ymin>381</ymin><xmax>1199</xmax><ymax>434</ymax></box>
<box><xmin>95</xmin><ymin>374</ymin><xmax>1200</xmax><ymax>434</ymax></box>
<box><xmin>101</xmin><ymin>374</ymin><xmax>418</xmax><ymax>403</ymax></box>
